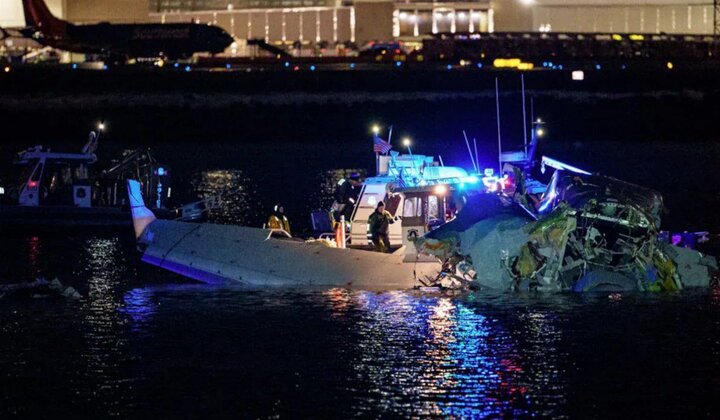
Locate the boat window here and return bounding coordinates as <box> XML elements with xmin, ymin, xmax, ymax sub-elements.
<box><xmin>428</xmin><ymin>195</ymin><xmax>440</xmax><ymax>221</ymax></box>
<box><xmin>29</xmin><ymin>161</ymin><xmax>44</xmax><ymax>183</ymax></box>
<box><xmin>384</xmin><ymin>194</ymin><xmax>402</xmax><ymax>216</ymax></box>
<box><xmin>403</xmin><ymin>197</ymin><xmax>423</xmax><ymax>218</ymax></box>
<box><xmin>74</xmin><ymin>164</ymin><xmax>89</xmax><ymax>180</ymax></box>
<box><xmin>17</xmin><ymin>160</ymin><xmax>37</xmax><ymax>186</ymax></box>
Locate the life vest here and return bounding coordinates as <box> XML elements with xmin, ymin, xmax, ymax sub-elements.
<box><xmin>267</xmin><ymin>214</ymin><xmax>291</xmax><ymax>234</ymax></box>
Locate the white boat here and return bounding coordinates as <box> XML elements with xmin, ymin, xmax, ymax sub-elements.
<box><xmin>0</xmin><ymin>134</ymin><xmax>204</xmax><ymax>229</ymax></box>
<box><xmin>128</xmin><ymin>152</ymin><xmax>483</xmax><ymax>289</ymax></box>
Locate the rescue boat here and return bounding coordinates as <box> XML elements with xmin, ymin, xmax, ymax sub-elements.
<box><xmin>128</xmin><ymin>152</ymin><xmax>484</xmax><ymax>289</ymax></box>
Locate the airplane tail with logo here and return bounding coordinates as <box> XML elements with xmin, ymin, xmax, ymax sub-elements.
<box><xmin>21</xmin><ymin>0</ymin><xmax>67</xmax><ymax>39</ymax></box>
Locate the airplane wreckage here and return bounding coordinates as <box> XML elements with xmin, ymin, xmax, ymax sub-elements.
<box><xmin>416</xmin><ymin>159</ymin><xmax>719</xmax><ymax>292</ymax></box>
<box><xmin>128</xmin><ymin>153</ymin><xmax>718</xmax><ymax>292</ymax></box>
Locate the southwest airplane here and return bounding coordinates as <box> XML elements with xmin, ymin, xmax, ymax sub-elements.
<box><xmin>18</xmin><ymin>0</ymin><xmax>234</xmax><ymax>59</ymax></box>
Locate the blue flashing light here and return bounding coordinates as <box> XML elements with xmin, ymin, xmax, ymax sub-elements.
<box><xmin>225</xmin><ymin>63</ymin><xmax>231</xmax><ymax>69</ymax></box>
<box><xmin>310</xmin><ymin>65</ymin><xmax>316</xmax><ymax>71</ymax></box>
<box><xmin>476</xmin><ymin>63</ymin><xmax>483</xmax><ymax>68</ymax></box>
<box><xmin>462</xmin><ymin>175</ymin><xmax>480</xmax><ymax>184</ymax></box>
<box><xmin>71</xmin><ymin>63</ymin><xmax>77</xmax><ymax>69</ymax></box>
<box><xmin>548</xmin><ymin>61</ymin><xmax>553</xmax><ymax>67</ymax></box>
<box><xmin>184</xmin><ymin>65</ymin><xmax>191</xmax><ymax>72</ymax></box>
<box><xmin>595</xmin><ymin>64</ymin><xmax>602</xmax><ymax>70</ymax></box>
<box><xmin>395</xmin><ymin>61</ymin><xmax>402</xmax><ymax>67</ymax></box>
<box><xmin>349</xmin><ymin>63</ymin><xmax>356</xmax><ymax>69</ymax></box>
<box><xmin>284</xmin><ymin>61</ymin><xmax>290</xmax><ymax>67</ymax></box>
<box><xmin>174</xmin><ymin>62</ymin><xmax>179</xmax><ymax>68</ymax></box>
<box><xmin>558</xmin><ymin>64</ymin><xmax>564</xmax><ymax>70</ymax></box>
<box><xmin>103</xmin><ymin>64</ymin><xmax>108</xmax><ymax>70</ymax></box>
<box><xmin>446</xmin><ymin>64</ymin><xmax>452</xmax><ymax>70</ymax></box>
<box><xmin>157</xmin><ymin>167</ymin><xmax>166</xmax><ymax>176</ymax></box>
<box><xmin>621</xmin><ymin>64</ymin><xmax>627</xmax><ymax>70</ymax></box>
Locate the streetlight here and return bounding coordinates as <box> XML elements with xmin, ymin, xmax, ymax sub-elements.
<box><xmin>97</xmin><ymin>121</ymin><xmax>106</xmax><ymax>131</ymax></box>
<box><xmin>536</xmin><ymin>127</ymin><xmax>545</xmax><ymax>137</ymax></box>
<box><xmin>372</xmin><ymin>124</ymin><xmax>380</xmax><ymax>135</ymax></box>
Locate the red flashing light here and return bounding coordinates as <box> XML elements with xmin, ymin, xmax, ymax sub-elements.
<box><xmin>28</xmin><ymin>181</ymin><xmax>38</xmax><ymax>189</ymax></box>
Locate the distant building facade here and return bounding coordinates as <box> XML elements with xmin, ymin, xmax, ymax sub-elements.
<box><xmin>148</xmin><ymin>0</ymin><xmax>715</xmax><ymax>46</ymax></box>
<box><xmin>149</xmin><ymin>0</ymin><xmax>494</xmax><ymax>45</ymax></box>
<box><xmin>530</xmin><ymin>0</ymin><xmax>714</xmax><ymax>35</ymax></box>
<box><xmin>3</xmin><ymin>0</ymin><xmax>714</xmax><ymax>44</ymax></box>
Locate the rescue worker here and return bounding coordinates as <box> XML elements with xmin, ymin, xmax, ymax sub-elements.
<box><xmin>331</xmin><ymin>173</ymin><xmax>362</xmax><ymax>222</ymax></box>
<box><xmin>368</xmin><ymin>201</ymin><xmax>396</xmax><ymax>253</ymax></box>
<box><xmin>267</xmin><ymin>204</ymin><xmax>291</xmax><ymax>235</ymax></box>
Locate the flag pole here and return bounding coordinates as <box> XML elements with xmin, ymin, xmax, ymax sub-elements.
<box><xmin>375</xmin><ymin>137</ymin><xmax>380</xmax><ymax>175</ymax></box>
<box><xmin>387</xmin><ymin>125</ymin><xmax>393</xmax><ymax>151</ymax></box>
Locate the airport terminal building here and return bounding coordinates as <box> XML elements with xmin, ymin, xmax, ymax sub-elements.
<box><xmin>2</xmin><ymin>0</ymin><xmax>717</xmax><ymax>46</ymax></box>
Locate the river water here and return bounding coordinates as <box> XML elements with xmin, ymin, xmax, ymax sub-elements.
<box><xmin>1</xmin><ymin>231</ymin><xmax>719</xmax><ymax>418</ymax></box>
<box><xmin>2</xmin><ymin>69</ymin><xmax>720</xmax><ymax>417</ymax></box>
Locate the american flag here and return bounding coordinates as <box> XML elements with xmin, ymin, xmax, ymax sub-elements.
<box><xmin>373</xmin><ymin>135</ymin><xmax>392</xmax><ymax>154</ymax></box>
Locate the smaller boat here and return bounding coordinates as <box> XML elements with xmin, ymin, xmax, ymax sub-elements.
<box><xmin>0</xmin><ymin>131</ymin><xmax>201</xmax><ymax>229</ymax></box>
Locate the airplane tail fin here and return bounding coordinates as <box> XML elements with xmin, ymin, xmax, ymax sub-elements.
<box><xmin>21</xmin><ymin>0</ymin><xmax>66</xmax><ymax>37</ymax></box>
<box><xmin>127</xmin><ymin>180</ymin><xmax>157</xmax><ymax>239</ymax></box>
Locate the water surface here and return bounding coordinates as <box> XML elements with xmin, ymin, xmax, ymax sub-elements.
<box><xmin>1</xmin><ymin>233</ymin><xmax>719</xmax><ymax>418</ymax></box>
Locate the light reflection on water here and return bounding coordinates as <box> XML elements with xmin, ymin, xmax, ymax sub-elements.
<box><xmin>342</xmin><ymin>291</ymin><xmax>532</xmax><ymax>417</ymax></box>
<box><xmin>190</xmin><ymin>169</ymin><xmax>261</xmax><ymax>226</ymax></box>
<box><xmin>77</xmin><ymin>237</ymin><xmax>134</xmax><ymax>416</ymax></box>
<box><xmin>186</xmin><ymin>167</ymin><xmax>367</xmax><ymax>232</ymax></box>
<box><xmin>24</xmin><ymin>236</ymin><xmax>43</xmax><ymax>278</ymax></box>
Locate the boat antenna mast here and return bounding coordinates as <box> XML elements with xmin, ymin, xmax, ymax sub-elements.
<box><xmin>463</xmin><ymin>130</ymin><xmax>478</xmax><ymax>173</ymax></box>
<box><xmin>521</xmin><ymin>74</ymin><xmax>529</xmax><ymax>158</ymax></box>
<box><xmin>495</xmin><ymin>78</ymin><xmax>502</xmax><ymax>174</ymax></box>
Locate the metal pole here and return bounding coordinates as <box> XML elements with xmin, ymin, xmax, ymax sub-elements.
<box><xmin>463</xmin><ymin>130</ymin><xmax>478</xmax><ymax>173</ymax></box>
<box><xmin>473</xmin><ymin>137</ymin><xmax>480</xmax><ymax>173</ymax></box>
<box><xmin>521</xmin><ymin>74</ymin><xmax>528</xmax><ymax>158</ymax></box>
<box><xmin>495</xmin><ymin>78</ymin><xmax>502</xmax><ymax>174</ymax></box>
<box><xmin>339</xmin><ymin>215</ymin><xmax>346</xmax><ymax>248</ymax></box>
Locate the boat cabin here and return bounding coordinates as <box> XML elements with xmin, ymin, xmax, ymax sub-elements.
<box><xmin>347</xmin><ymin>153</ymin><xmax>482</xmax><ymax>260</ymax></box>
<box><xmin>14</xmin><ymin>146</ymin><xmax>96</xmax><ymax>207</ymax></box>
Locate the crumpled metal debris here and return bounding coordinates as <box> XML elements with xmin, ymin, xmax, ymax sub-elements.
<box><xmin>0</xmin><ymin>277</ymin><xmax>82</xmax><ymax>300</ymax></box>
<box><xmin>414</xmin><ymin>170</ymin><xmax>718</xmax><ymax>292</ymax></box>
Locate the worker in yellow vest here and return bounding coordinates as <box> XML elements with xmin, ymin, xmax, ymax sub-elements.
<box><xmin>267</xmin><ymin>204</ymin><xmax>291</xmax><ymax>235</ymax></box>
